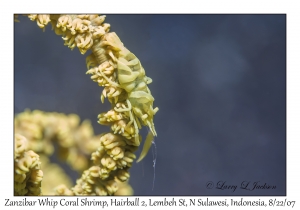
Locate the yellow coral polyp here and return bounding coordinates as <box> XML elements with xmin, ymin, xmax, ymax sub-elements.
<box><xmin>14</xmin><ymin>135</ymin><xmax>43</xmax><ymax>195</ymax></box>
<box><xmin>57</xmin><ymin>15</ymin><xmax>72</xmax><ymax>31</ymax></box>
<box><xmin>30</xmin><ymin>169</ymin><xmax>43</xmax><ymax>184</ymax></box>
<box><xmin>75</xmin><ymin>32</ymin><xmax>93</xmax><ymax>54</ymax></box>
<box><xmin>55</xmin><ymin>185</ymin><xmax>74</xmax><ymax>195</ymax></box>
<box><xmin>104</xmin><ymin>180</ymin><xmax>118</xmax><ymax>195</ymax></box>
<box><xmin>62</xmin><ymin>31</ymin><xmax>76</xmax><ymax>50</ymax></box>
<box><xmin>123</xmin><ymin>151</ymin><xmax>136</xmax><ymax>164</ymax></box>
<box><xmin>89</xmin><ymin>166</ymin><xmax>100</xmax><ymax>177</ymax></box>
<box><xmin>117</xmin><ymin>170</ymin><xmax>130</xmax><ymax>182</ymax></box>
<box><xmin>100</xmin><ymin>133</ymin><xmax>126</xmax><ymax>150</ymax></box>
<box><xmin>14</xmin><ymin>134</ymin><xmax>28</xmax><ymax>158</ymax></box>
<box><xmin>95</xmin><ymin>185</ymin><xmax>108</xmax><ymax>195</ymax></box>
<box><xmin>37</xmin><ymin>15</ymin><xmax>51</xmax><ymax>28</ymax></box>
<box><xmin>16</xmin><ymin>155</ymin><xmax>32</xmax><ymax>173</ymax></box>
<box><xmin>111</xmin><ymin>119</ymin><xmax>135</xmax><ymax>139</ymax></box>
<box><xmin>101</xmin><ymin>155</ymin><xmax>117</xmax><ymax>171</ymax></box>
<box><xmin>107</xmin><ymin>146</ymin><xmax>124</xmax><ymax>160</ymax></box>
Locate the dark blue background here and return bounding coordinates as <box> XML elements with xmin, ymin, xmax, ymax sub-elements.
<box><xmin>14</xmin><ymin>14</ymin><xmax>286</xmax><ymax>195</ymax></box>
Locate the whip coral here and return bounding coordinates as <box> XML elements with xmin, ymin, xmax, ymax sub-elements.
<box><xmin>14</xmin><ymin>14</ymin><xmax>158</xmax><ymax>195</ymax></box>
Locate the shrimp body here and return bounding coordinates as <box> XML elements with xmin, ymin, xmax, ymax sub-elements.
<box><xmin>104</xmin><ymin>32</ymin><xmax>159</xmax><ymax>138</ymax></box>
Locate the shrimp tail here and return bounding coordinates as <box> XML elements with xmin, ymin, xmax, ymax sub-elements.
<box><xmin>136</xmin><ymin>131</ymin><xmax>154</xmax><ymax>162</ymax></box>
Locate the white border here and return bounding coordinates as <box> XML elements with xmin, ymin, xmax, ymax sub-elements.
<box><xmin>2</xmin><ymin>0</ymin><xmax>299</xmax><ymax>209</ymax></box>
